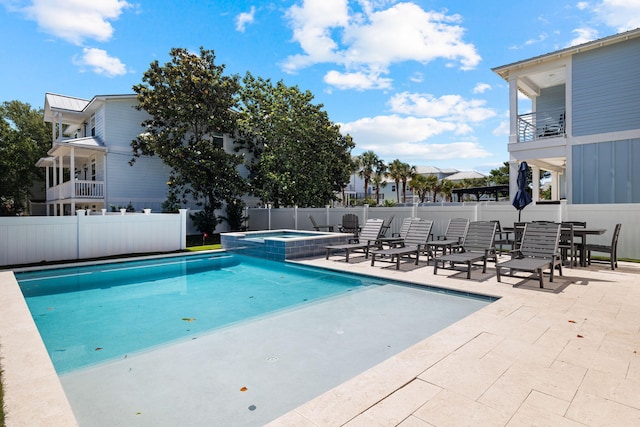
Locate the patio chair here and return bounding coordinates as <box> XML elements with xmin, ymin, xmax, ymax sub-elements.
<box><xmin>495</xmin><ymin>222</ymin><xmax>562</xmax><ymax>289</ymax></box>
<box><xmin>585</xmin><ymin>223</ymin><xmax>622</xmax><ymax>270</ymax></box>
<box><xmin>559</xmin><ymin>222</ymin><xmax>578</xmax><ymax>267</ymax></box>
<box><xmin>433</xmin><ymin>221</ymin><xmax>497</xmax><ymax>279</ymax></box>
<box><xmin>428</xmin><ymin>218</ymin><xmax>470</xmax><ymax>256</ymax></box>
<box><xmin>369</xmin><ymin>219</ymin><xmax>434</xmax><ymax>270</ymax></box>
<box><xmin>325</xmin><ymin>218</ymin><xmax>384</xmax><ymax>262</ymax></box>
<box><xmin>308</xmin><ymin>215</ymin><xmax>321</xmax><ymax>231</ymax></box>
<box><xmin>339</xmin><ymin>213</ymin><xmax>360</xmax><ymax>236</ymax></box>
<box><xmin>308</xmin><ymin>214</ymin><xmax>334</xmax><ymax>232</ymax></box>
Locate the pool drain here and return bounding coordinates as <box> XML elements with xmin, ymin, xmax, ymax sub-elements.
<box><xmin>266</xmin><ymin>356</ymin><xmax>279</xmax><ymax>362</ymax></box>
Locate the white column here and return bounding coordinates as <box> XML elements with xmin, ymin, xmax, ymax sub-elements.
<box><xmin>508</xmin><ymin>77</ymin><xmax>519</xmax><ymax>144</ymax></box>
<box><xmin>509</xmin><ymin>160</ymin><xmax>518</xmax><ymax>202</ymax></box>
<box><xmin>551</xmin><ymin>172</ymin><xmax>560</xmax><ymax>200</ymax></box>
<box><xmin>70</xmin><ymin>147</ymin><xmax>75</xmax><ymax>200</ymax></box>
<box><xmin>531</xmin><ymin>166</ymin><xmax>540</xmax><ymax>201</ymax></box>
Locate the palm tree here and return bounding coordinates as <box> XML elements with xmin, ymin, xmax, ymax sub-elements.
<box><xmin>357</xmin><ymin>150</ymin><xmax>381</xmax><ymax>200</ymax></box>
<box><xmin>423</xmin><ymin>174</ymin><xmax>438</xmax><ymax>202</ymax></box>
<box><xmin>409</xmin><ymin>174</ymin><xmax>429</xmax><ymax>203</ymax></box>
<box><xmin>387</xmin><ymin>159</ymin><xmax>404</xmax><ymax>203</ymax></box>
<box><xmin>399</xmin><ymin>163</ymin><xmax>416</xmax><ymax>203</ymax></box>
<box><xmin>343</xmin><ymin>155</ymin><xmax>360</xmax><ymax>206</ymax></box>
<box><xmin>371</xmin><ymin>172</ymin><xmax>387</xmax><ymax>205</ymax></box>
<box><xmin>440</xmin><ymin>179</ymin><xmax>455</xmax><ymax>202</ymax></box>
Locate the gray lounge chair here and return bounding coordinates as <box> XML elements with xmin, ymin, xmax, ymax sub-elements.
<box><xmin>495</xmin><ymin>222</ymin><xmax>562</xmax><ymax>288</ymax></box>
<box><xmin>433</xmin><ymin>221</ymin><xmax>497</xmax><ymax>279</ymax></box>
<box><xmin>428</xmin><ymin>218</ymin><xmax>470</xmax><ymax>256</ymax></box>
<box><xmin>369</xmin><ymin>219</ymin><xmax>434</xmax><ymax>269</ymax></box>
<box><xmin>325</xmin><ymin>218</ymin><xmax>384</xmax><ymax>262</ymax></box>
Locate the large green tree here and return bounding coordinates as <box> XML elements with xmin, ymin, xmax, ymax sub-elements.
<box><xmin>0</xmin><ymin>101</ymin><xmax>50</xmax><ymax>215</ymax></box>
<box><xmin>236</xmin><ymin>73</ymin><xmax>354</xmax><ymax>207</ymax></box>
<box><xmin>131</xmin><ymin>47</ymin><xmax>246</xmax><ymax>234</ymax></box>
<box><xmin>387</xmin><ymin>159</ymin><xmax>405</xmax><ymax>203</ymax></box>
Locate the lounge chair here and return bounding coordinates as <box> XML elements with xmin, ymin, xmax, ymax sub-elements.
<box><xmin>308</xmin><ymin>215</ymin><xmax>334</xmax><ymax>232</ymax></box>
<box><xmin>325</xmin><ymin>218</ymin><xmax>384</xmax><ymax>262</ymax></box>
<box><xmin>378</xmin><ymin>217</ymin><xmax>416</xmax><ymax>248</ymax></box>
<box><xmin>495</xmin><ymin>222</ymin><xmax>562</xmax><ymax>288</ymax></box>
<box><xmin>585</xmin><ymin>223</ymin><xmax>622</xmax><ymax>270</ymax></box>
<box><xmin>428</xmin><ymin>218</ymin><xmax>470</xmax><ymax>256</ymax></box>
<box><xmin>369</xmin><ymin>219</ymin><xmax>434</xmax><ymax>269</ymax></box>
<box><xmin>339</xmin><ymin>213</ymin><xmax>360</xmax><ymax>236</ymax></box>
<box><xmin>433</xmin><ymin>221</ymin><xmax>497</xmax><ymax>279</ymax></box>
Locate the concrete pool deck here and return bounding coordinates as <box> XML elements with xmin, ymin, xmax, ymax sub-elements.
<box><xmin>1</xmin><ymin>253</ymin><xmax>640</xmax><ymax>426</ymax></box>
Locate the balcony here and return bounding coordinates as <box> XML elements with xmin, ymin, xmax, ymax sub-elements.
<box><xmin>46</xmin><ymin>180</ymin><xmax>105</xmax><ymax>201</ymax></box>
<box><xmin>517</xmin><ymin>108</ymin><xmax>565</xmax><ymax>142</ymax></box>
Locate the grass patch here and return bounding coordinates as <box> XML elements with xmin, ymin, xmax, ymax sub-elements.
<box><xmin>185</xmin><ymin>244</ymin><xmax>222</xmax><ymax>251</ymax></box>
<box><xmin>1</xmin><ymin>361</ymin><xmax>5</xmax><ymax>427</ymax></box>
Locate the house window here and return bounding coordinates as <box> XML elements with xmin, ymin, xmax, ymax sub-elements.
<box><xmin>213</xmin><ymin>134</ymin><xmax>223</xmax><ymax>147</ymax></box>
<box><xmin>392</xmin><ymin>185</ymin><xmax>396</xmax><ymax>192</ymax></box>
<box><xmin>90</xmin><ymin>114</ymin><xmax>96</xmax><ymax>136</ymax></box>
<box><xmin>91</xmin><ymin>159</ymin><xmax>96</xmax><ymax>181</ymax></box>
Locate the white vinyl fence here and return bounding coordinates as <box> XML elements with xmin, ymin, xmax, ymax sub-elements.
<box><xmin>0</xmin><ymin>209</ymin><xmax>188</xmax><ymax>267</ymax></box>
<box><xmin>247</xmin><ymin>201</ymin><xmax>640</xmax><ymax>260</ymax></box>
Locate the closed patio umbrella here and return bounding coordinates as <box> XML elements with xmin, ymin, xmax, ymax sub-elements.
<box><xmin>512</xmin><ymin>161</ymin><xmax>532</xmax><ymax>221</ymax></box>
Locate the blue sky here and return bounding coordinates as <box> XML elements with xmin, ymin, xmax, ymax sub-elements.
<box><xmin>1</xmin><ymin>0</ymin><xmax>639</xmax><ymax>174</ymax></box>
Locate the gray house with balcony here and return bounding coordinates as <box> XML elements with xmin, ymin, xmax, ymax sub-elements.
<box><xmin>492</xmin><ymin>27</ymin><xmax>640</xmax><ymax>204</ymax></box>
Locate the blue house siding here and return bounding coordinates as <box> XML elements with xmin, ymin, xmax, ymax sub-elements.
<box><xmin>572</xmin><ymin>139</ymin><xmax>640</xmax><ymax>203</ymax></box>
<box><xmin>573</xmin><ymin>37</ymin><xmax>640</xmax><ymax>136</ymax></box>
<box><xmin>537</xmin><ymin>84</ymin><xmax>565</xmax><ymax>112</ymax></box>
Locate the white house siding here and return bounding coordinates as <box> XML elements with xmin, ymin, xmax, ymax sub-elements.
<box><xmin>572</xmin><ymin>37</ymin><xmax>640</xmax><ymax>136</ymax></box>
<box><xmin>572</xmin><ymin>138</ymin><xmax>640</xmax><ymax>204</ymax></box>
<box><xmin>100</xmin><ymin>99</ymin><xmax>173</xmax><ymax>211</ymax></box>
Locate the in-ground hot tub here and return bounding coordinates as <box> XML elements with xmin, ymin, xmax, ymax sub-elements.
<box><xmin>221</xmin><ymin>229</ymin><xmax>351</xmax><ymax>261</ymax></box>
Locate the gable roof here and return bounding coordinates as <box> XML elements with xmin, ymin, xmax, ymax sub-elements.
<box><xmin>492</xmin><ymin>27</ymin><xmax>640</xmax><ymax>79</ymax></box>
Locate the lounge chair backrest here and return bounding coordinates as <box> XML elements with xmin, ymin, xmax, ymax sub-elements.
<box><xmin>461</xmin><ymin>221</ymin><xmax>497</xmax><ymax>252</ymax></box>
<box><xmin>396</xmin><ymin>217</ymin><xmax>418</xmax><ymax>239</ymax></box>
<box><xmin>444</xmin><ymin>218</ymin><xmax>470</xmax><ymax>241</ymax></box>
<box><xmin>340</xmin><ymin>213</ymin><xmax>360</xmax><ymax>234</ymax></box>
<box><xmin>308</xmin><ymin>215</ymin><xmax>320</xmax><ymax>229</ymax></box>
<box><xmin>404</xmin><ymin>219</ymin><xmax>433</xmax><ymax>246</ymax></box>
<box><xmin>519</xmin><ymin>222</ymin><xmax>561</xmax><ymax>259</ymax></box>
<box><xmin>358</xmin><ymin>218</ymin><xmax>384</xmax><ymax>242</ymax></box>
<box><xmin>379</xmin><ymin>214</ymin><xmax>395</xmax><ymax>237</ymax></box>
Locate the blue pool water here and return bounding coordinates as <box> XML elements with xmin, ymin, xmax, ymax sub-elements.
<box><xmin>16</xmin><ymin>253</ymin><xmax>373</xmax><ymax>373</ymax></box>
<box><xmin>17</xmin><ymin>253</ymin><xmax>495</xmax><ymax>375</ymax></box>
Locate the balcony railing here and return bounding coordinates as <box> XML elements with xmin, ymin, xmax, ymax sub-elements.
<box><xmin>518</xmin><ymin>108</ymin><xmax>565</xmax><ymax>142</ymax></box>
<box><xmin>46</xmin><ymin>180</ymin><xmax>105</xmax><ymax>201</ymax></box>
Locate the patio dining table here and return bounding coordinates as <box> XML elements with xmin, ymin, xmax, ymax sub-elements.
<box><xmin>573</xmin><ymin>228</ymin><xmax>607</xmax><ymax>267</ymax></box>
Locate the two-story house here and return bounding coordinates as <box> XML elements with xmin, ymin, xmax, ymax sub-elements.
<box><xmin>37</xmin><ymin>93</ymin><xmax>242</xmax><ymax>216</ymax></box>
<box><xmin>492</xmin><ymin>27</ymin><xmax>640</xmax><ymax>204</ymax></box>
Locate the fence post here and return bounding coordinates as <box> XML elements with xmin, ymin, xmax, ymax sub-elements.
<box><xmin>363</xmin><ymin>204</ymin><xmax>369</xmax><ymax>222</ymax></box>
<box><xmin>267</xmin><ymin>204</ymin><xmax>272</xmax><ymax>230</ymax></box>
<box><xmin>76</xmin><ymin>209</ymin><xmax>86</xmax><ymax>260</ymax></box>
<box><xmin>325</xmin><ymin>205</ymin><xmax>330</xmax><ymax>226</ymax></box>
<box><xmin>179</xmin><ymin>209</ymin><xmax>188</xmax><ymax>250</ymax></box>
<box><xmin>294</xmin><ymin>205</ymin><xmax>298</xmax><ymax>230</ymax></box>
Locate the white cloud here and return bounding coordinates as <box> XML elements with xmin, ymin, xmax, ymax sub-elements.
<box><xmin>323</xmin><ymin>70</ymin><xmax>392</xmax><ymax>90</ymax></box>
<box><xmin>73</xmin><ymin>47</ymin><xmax>127</xmax><ymax>77</ymax></box>
<box><xmin>236</xmin><ymin>6</ymin><xmax>255</xmax><ymax>32</ymax></box>
<box><xmin>283</xmin><ymin>1</ymin><xmax>480</xmax><ymax>89</ymax></box>
<box><xmin>388</xmin><ymin>92</ymin><xmax>496</xmax><ymax>123</ymax></box>
<box><xmin>567</xmin><ymin>27</ymin><xmax>599</xmax><ymax>46</ymax></box>
<box><xmin>593</xmin><ymin>0</ymin><xmax>640</xmax><ymax>32</ymax></box>
<box><xmin>492</xmin><ymin>120</ymin><xmax>510</xmax><ymax>137</ymax></box>
<box><xmin>22</xmin><ymin>0</ymin><xmax>131</xmax><ymax>45</ymax></box>
<box><xmin>473</xmin><ymin>83</ymin><xmax>491</xmax><ymax>94</ymax></box>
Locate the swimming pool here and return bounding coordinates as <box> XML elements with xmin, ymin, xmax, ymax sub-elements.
<box><xmin>16</xmin><ymin>252</ymin><xmax>496</xmax><ymax>426</ymax></box>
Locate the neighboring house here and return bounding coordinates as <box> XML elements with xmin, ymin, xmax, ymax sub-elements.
<box><xmin>493</xmin><ymin>28</ymin><xmax>640</xmax><ymax>204</ymax></box>
<box><xmin>37</xmin><ymin>93</ymin><xmax>245</xmax><ymax>216</ymax></box>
